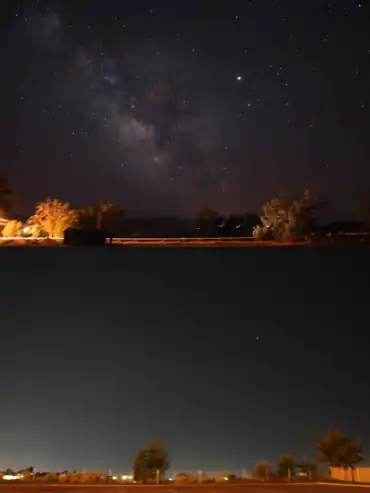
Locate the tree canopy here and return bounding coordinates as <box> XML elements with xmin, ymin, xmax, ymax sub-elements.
<box><xmin>253</xmin><ymin>190</ymin><xmax>323</xmax><ymax>241</ymax></box>
<box><xmin>133</xmin><ymin>441</ymin><xmax>169</xmax><ymax>483</ymax></box>
<box><xmin>28</xmin><ymin>198</ymin><xmax>78</xmax><ymax>238</ymax></box>
<box><xmin>278</xmin><ymin>453</ymin><xmax>295</xmax><ymax>477</ymax></box>
<box><xmin>0</xmin><ymin>176</ymin><xmax>14</xmax><ymax>217</ymax></box>
<box><xmin>252</xmin><ymin>461</ymin><xmax>271</xmax><ymax>480</ymax></box>
<box><xmin>317</xmin><ymin>429</ymin><xmax>363</xmax><ymax>468</ymax></box>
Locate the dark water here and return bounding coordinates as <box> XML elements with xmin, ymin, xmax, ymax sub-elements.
<box><xmin>1</xmin><ymin>246</ymin><xmax>369</xmax><ymax>470</ymax></box>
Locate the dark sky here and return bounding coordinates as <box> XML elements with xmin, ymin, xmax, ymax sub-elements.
<box><xmin>0</xmin><ymin>0</ymin><xmax>370</xmax><ymax>218</ymax></box>
<box><xmin>1</xmin><ymin>248</ymin><xmax>370</xmax><ymax>474</ymax></box>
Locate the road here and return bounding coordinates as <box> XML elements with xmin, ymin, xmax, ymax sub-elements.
<box><xmin>0</xmin><ymin>484</ymin><xmax>369</xmax><ymax>493</ymax></box>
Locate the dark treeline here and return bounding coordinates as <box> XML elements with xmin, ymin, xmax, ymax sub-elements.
<box><xmin>2</xmin><ymin>176</ymin><xmax>370</xmax><ymax>240</ymax></box>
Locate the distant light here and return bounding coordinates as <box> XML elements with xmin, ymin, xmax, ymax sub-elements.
<box><xmin>122</xmin><ymin>475</ymin><xmax>133</xmax><ymax>480</ymax></box>
<box><xmin>112</xmin><ymin>476</ymin><xmax>117</xmax><ymax>480</ymax></box>
<box><xmin>236</xmin><ymin>76</ymin><xmax>243</xmax><ymax>81</ymax></box>
<box><xmin>224</xmin><ymin>477</ymin><xmax>229</xmax><ymax>481</ymax></box>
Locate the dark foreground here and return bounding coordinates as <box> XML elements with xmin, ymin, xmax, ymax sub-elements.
<box><xmin>0</xmin><ymin>484</ymin><xmax>370</xmax><ymax>493</ymax></box>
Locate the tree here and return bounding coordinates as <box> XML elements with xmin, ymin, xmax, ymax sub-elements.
<box><xmin>1</xmin><ymin>220</ymin><xmax>23</xmax><ymax>237</ymax></box>
<box><xmin>252</xmin><ymin>461</ymin><xmax>271</xmax><ymax>480</ymax></box>
<box><xmin>45</xmin><ymin>473</ymin><xmax>58</xmax><ymax>483</ymax></box>
<box><xmin>100</xmin><ymin>204</ymin><xmax>125</xmax><ymax>236</ymax></box>
<box><xmin>78</xmin><ymin>206</ymin><xmax>98</xmax><ymax>229</ymax></box>
<box><xmin>220</xmin><ymin>214</ymin><xmax>260</xmax><ymax>237</ymax></box>
<box><xmin>79</xmin><ymin>203</ymin><xmax>124</xmax><ymax>236</ymax></box>
<box><xmin>359</xmin><ymin>199</ymin><xmax>370</xmax><ymax>230</ymax></box>
<box><xmin>133</xmin><ymin>441</ymin><xmax>169</xmax><ymax>483</ymax></box>
<box><xmin>196</xmin><ymin>207</ymin><xmax>221</xmax><ymax>236</ymax></box>
<box><xmin>0</xmin><ymin>176</ymin><xmax>14</xmax><ymax>218</ymax></box>
<box><xmin>278</xmin><ymin>453</ymin><xmax>295</xmax><ymax>478</ymax></box>
<box><xmin>20</xmin><ymin>467</ymin><xmax>34</xmax><ymax>481</ymax></box>
<box><xmin>28</xmin><ymin>198</ymin><xmax>78</xmax><ymax>238</ymax></box>
<box><xmin>316</xmin><ymin>429</ymin><xmax>363</xmax><ymax>469</ymax></box>
<box><xmin>253</xmin><ymin>190</ymin><xmax>323</xmax><ymax>242</ymax></box>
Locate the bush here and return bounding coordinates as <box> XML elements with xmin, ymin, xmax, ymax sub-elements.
<box><xmin>1</xmin><ymin>220</ymin><xmax>23</xmax><ymax>237</ymax></box>
<box><xmin>174</xmin><ymin>473</ymin><xmax>195</xmax><ymax>484</ymax></box>
<box><xmin>45</xmin><ymin>473</ymin><xmax>58</xmax><ymax>483</ymax></box>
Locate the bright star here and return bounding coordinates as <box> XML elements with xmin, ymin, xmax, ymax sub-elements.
<box><xmin>236</xmin><ymin>75</ymin><xmax>243</xmax><ymax>81</ymax></box>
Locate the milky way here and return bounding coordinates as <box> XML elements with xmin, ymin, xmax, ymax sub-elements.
<box><xmin>1</xmin><ymin>1</ymin><xmax>369</xmax><ymax>216</ymax></box>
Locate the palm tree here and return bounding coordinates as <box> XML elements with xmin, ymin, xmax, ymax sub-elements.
<box><xmin>317</xmin><ymin>429</ymin><xmax>363</xmax><ymax>470</ymax></box>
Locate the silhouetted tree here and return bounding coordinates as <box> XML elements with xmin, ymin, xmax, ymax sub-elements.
<box><xmin>133</xmin><ymin>441</ymin><xmax>169</xmax><ymax>483</ymax></box>
<box><xmin>317</xmin><ymin>429</ymin><xmax>363</xmax><ymax>469</ymax></box>
<box><xmin>78</xmin><ymin>205</ymin><xmax>98</xmax><ymax>229</ymax></box>
<box><xmin>252</xmin><ymin>461</ymin><xmax>271</xmax><ymax>480</ymax></box>
<box><xmin>359</xmin><ymin>199</ymin><xmax>370</xmax><ymax>230</ymax></box>
<box><xmin>19</xmin><ymin>467</ymin><xmax>35</xmax><ymax>480</ymax></box>
<box><xmin>79</xmin><ymin>203</ymin><xmax>124</xmax><ymax>236</ymax></box>
<box><xmin>278</xmin><ymin>453</ymin><xmax>295</xmax><ymax>478</ymax></box>
<box><xmin>196</xmin><ymin>207</ymin><xmax>221</xmax><ymax>236</ymax></box>
<box><xmin>244</xmin><ymin>213</ymin><xmax>261</xmax><ymax>236</ymax></box>
<box><xmin>0</xmin><ymin>176</ymin><xmax>14</xmax><ymax>218</ymax></box>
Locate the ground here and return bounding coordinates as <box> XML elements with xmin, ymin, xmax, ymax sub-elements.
<box><xmin>0</xmin><ymin>484</ymin><xmax>369</xmax><ymax>493</ymax></box>
<box><xmin>0</xmin><ymin>238</ymin><xmax>307</xmax><ymax>247</ymax></box>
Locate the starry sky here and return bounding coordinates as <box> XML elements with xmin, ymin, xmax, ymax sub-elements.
<box><xmin>1</xmin><ymin>248</ymin><xmax>370</xmax><ymax>474</ymax></box>
<box><xmin>1</xmin><ymin>0</ymin><xmax>370</xmax><ymax>218</ymax></box>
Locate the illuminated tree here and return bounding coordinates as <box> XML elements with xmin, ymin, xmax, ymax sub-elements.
<box><xmin>317</xmin><ymin>429</ymin><xmax>363</xmax><ymax>469</ymax></box>
<box><xmin>1</xmin><ymin>220</ymin><xmax>23</xmax><ymax>237</ymax></box>
<box><xmin>254</xmin><ymin>190</ymin><xmax>322</xmax><ymax>242</ymax></box>
<box><xmin>133</xmin><ymin>441</ymin><xmax>169</xmax><ymax>483</ymax></box>
<box><xmin>28</xmin><ymin>198</ymin><xmax>78</xmax><ymax>238</ymax></box>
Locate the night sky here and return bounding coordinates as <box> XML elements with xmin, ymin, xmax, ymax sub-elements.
<box><xmin>1</xmin><ymin>0</ymin><xmax>370</xmax><ymax>218</ymax></box>
<box><xmin>1</xmin><ymin>248</ymin><xmax>370</xmax><ymax>474</ymax></box>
